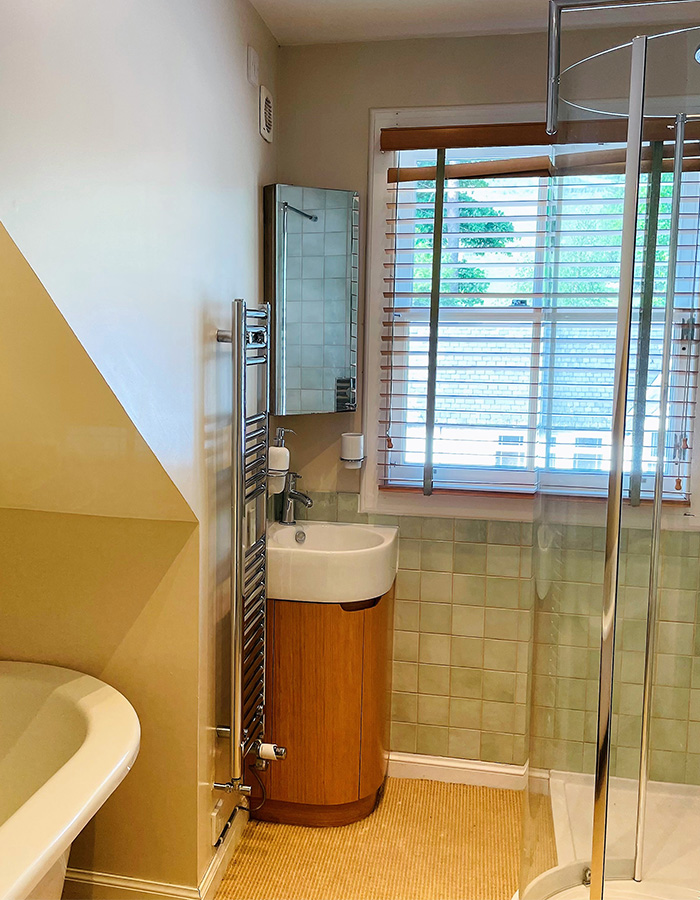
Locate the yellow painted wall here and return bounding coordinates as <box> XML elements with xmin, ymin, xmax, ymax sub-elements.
<box><xmin>0</xmin><ymin>226</ymin><xmax>200</xmax><ymax>885</ymax></box>
<box><xmin>0</xmin><ymin>0</ymin><xmax>278</xmax><ymax>890</ymax></box>
<box><xmin>0</xmin><ymin>509</ymin><xmax>199</xmax><ymax>884</ymax></box>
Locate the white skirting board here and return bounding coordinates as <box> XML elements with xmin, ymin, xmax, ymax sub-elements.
<box><xmin>388</xmin><ymin>751</ymin><xmax>529</xmax><ymax>790</ymax></box>
<box><xmin>64</xmin><ymin>807</ymin><xmax>248</xmax><ymax>900</ymax></box>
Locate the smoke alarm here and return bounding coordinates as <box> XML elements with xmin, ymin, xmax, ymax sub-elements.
<box><xmin>259</xmin><ymin>86</ymin><xmax>273</xmax><ymax>143</ymax></box>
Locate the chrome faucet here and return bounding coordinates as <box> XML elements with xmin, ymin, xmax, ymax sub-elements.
<box><xmin>281</xmin><ymin>472</ymin><xmax>313</xmax><ymax>525</ymax></box>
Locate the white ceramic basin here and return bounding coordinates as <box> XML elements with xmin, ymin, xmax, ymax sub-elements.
<box><xmin>267</xmin><ymin>521</ymin><xmax>398</xmax><ymax>604</ymax></box>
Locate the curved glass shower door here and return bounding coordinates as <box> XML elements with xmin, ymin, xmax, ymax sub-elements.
<box><xmin>520</xmin><ymin>5</ymin><xmax>700</xmax><ymax>899</ymax></box>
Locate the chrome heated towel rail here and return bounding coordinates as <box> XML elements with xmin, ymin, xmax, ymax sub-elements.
<box><xmin>215</xmin><ymin>299</ymin><xmax>283</xmax><ymax>796</ymax></box>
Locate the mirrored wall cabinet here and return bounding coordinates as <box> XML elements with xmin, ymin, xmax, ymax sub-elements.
<box><xmin>264</xmin><ymin>184</ymin><xmax>359</xmax><ymax>415</ymax></box>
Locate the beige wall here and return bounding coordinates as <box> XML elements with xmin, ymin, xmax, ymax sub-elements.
<box><xmin>274</xmin><ymin>27</ymin><xmax>648</xmax><ymax>494</ymax></box>
<box><xmin>0</xmin><ymin>0</ymin><xmax>277</xmax><ymax>890</ymax></box>
<box><xmin>275</xmin><ymin>32</ymin><xmax>548</xmax><ymax>492</ymax></box>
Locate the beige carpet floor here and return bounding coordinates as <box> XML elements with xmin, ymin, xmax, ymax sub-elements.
<box><xmin>216</xmin><ymin>777</ymin><xmax>556</xmax><ymax>900</ymax></box>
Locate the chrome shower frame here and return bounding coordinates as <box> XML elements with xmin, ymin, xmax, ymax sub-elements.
<box><xmin>546</xmin><ymin>2</ymin><xmax>697</xmax><ymax>895</ymax></box>
<box><xmin>546</xmin><ymin>0</ymin><xmax>698</xmax><ymax>135</ymax></box>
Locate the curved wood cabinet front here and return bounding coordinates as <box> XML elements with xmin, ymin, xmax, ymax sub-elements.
<box><xmin>251</xmin><ymin>585</ymin><xmax>394</xmax><ymax>826</ymax></box>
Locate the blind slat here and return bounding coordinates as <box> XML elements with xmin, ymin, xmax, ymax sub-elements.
<box><xmin>379</xmin><ymin>139</ymin><xmax>700</xmax><ymax>499</ymax></box>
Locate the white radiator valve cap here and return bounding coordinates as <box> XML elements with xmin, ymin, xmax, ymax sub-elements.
<box><xmin>258</xmin><ymin>742</ymin><xmax>287</xmax><ymax>761</ymax></box>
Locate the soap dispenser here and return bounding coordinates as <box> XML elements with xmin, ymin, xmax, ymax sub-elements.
<box><xmin>268</xmin><ymin>427</ymin><xmax>293</xmax><ymax>494</ymax></box>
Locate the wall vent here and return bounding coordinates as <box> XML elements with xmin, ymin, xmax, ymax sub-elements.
<box><xmin>259</xmin><ymin>86</ymin><xmax>273</xmax><ymax>143</ymax></box>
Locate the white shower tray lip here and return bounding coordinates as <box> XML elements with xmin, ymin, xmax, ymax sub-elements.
<box><xmin>266</xmin><ymin>521</ymin><xmax>398</xmax><ymax>603</ymax></box>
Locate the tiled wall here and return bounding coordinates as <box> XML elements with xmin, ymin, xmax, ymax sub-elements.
<box><xmin>297</xmin><ymin>491</ymin><xmax>533</xmax><ymax>766</ymax></box>
<box><xmin>295</xmin><ymin>491</ymin><xmax>700</xmax><ymax>785</ymax></box>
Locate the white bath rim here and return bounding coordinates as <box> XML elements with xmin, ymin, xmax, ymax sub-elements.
<box><xmin>0</xmin><ymin>660</ymin><xmax>140</xmax><ymax>900</ymax></box>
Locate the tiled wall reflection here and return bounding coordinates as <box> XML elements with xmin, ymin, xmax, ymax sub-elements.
<box><xmin>532</xmin><ymin>525</ymin><xmax>700</xmax><ymax>786</ymax></box>
<box><xmin>278</xmin><ymin>185</ymin><xmax>352</xmax><ymax>413</ymax></box>
<box><xmin>296</xmin><ymin>492</ymin><xmax>700</xmax><ymax>785</ymax></box>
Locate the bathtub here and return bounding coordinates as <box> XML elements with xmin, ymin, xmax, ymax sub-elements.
<box><xmin>0</xmin><ymin>661</ymin><xmax>140</xmax><ymax>900</ymax></box>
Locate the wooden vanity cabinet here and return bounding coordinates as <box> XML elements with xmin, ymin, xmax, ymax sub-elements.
<box><xmin>250</xmin><ymin>585</ymin><xmax>394</xmax><ymax>826</ymax></box>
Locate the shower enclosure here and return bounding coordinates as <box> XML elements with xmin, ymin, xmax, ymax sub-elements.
<box><xmin>520</xmin><ymin>2</ymin><xmax>700</xmax><ymax>898</ymax></box>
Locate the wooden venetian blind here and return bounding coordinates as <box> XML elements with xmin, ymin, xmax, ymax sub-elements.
<box><xmin>378</xmin><ymin>132</ymin><xmax>700</xmax><ymax>499</ymax></box>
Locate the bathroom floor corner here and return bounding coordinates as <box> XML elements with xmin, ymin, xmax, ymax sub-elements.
<box><xmin>215</xmin><ymin>777</ymin><xmax>553</xmax><ymax>900</ymax></box>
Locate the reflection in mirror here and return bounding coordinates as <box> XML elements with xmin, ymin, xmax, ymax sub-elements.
<box><xmin>264</xmin><ymin>184</ymin><xmax>359</xmax><ymax>415</ymax></box>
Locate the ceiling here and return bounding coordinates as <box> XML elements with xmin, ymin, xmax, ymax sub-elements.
<box><xmin>250</xmin><ymin>0</ymin><xmax>700</xmax><ymax>46</ymax></box>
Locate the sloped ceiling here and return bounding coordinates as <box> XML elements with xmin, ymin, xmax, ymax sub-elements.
<box><xmin>0</xmin><ymin>224</ymin><xmax>195</xmax><ymax>522</ymax></box>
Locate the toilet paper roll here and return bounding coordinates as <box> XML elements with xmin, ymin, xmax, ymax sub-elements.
<box><xmin>268</xmin><ymin>445</ymin><xmax>290</xmax><ymax>495</ymax></box>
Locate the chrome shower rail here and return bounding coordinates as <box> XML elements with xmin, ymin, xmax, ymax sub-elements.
<box><xmin>634</xmin><ymin>112</ymin><xmax>687</xmax><ymax>881</ymax></box>
<box><xmin>588</xmin><ymin>35</ymin><xmax>647</xmax><ymax>900</ymax></box>
<box><xmin>546</xmin><ymin>0</ymin><xmax>698</xmax><ymax>134</ymax></box>
<box><xmin>215</xmin><ymin>299</ymin><xmax>271</xmax><ymax>796</ymax></box>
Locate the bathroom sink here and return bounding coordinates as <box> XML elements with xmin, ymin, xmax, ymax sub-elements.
<box><xmin>267</xmin><ymin>521</ymin><xmax>398</xmax><ymax>604</ymax></box>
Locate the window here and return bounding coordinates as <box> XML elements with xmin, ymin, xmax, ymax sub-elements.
<box><xmin>496</xmin><ymin>435</ymin><xmax>526</xmax><ymax>468</ymax></box>
<box><xmin>376</xmin><ymin>129</ymin><xmax>700</xmax><ymax>501</ymax></box>
<box><xmin>572</xmin><ymin>437</ymin><xmax>604</xmax><ymax>472</ymax></box>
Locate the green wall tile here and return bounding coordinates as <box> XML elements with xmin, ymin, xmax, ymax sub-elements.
<box><xmin>452</xmin><ymin>605</ymin><xmax>485</xmax><ymax>638</ymax></box>
<box><xmin>419</xmin><ymin>633</ymin><xmax>451</xmax><ymax>664</ymax></box>
<box><xmin>453</xmin><ymin>574</ymin><xmax>486</xmax><ymax>605</ymax></box>
<box><xmin>420</xmin><ymin>571</ymin><xmax>452</xmax><ymax>603</ymax></box>
<box><xmin>393</xmin><ymin>661</ymin><xmax>418</xmax><ymax>693</ymax></box>
<box><xmin>660</xmin><ymin>556</ymin><xmax>699</xmax><ymax>591</ymax></box>
<box><xmin>396</xmin><ymin>569</ymin><xmax>420</xmax><ymax>600</ymax></box>
<box><xmin>455</xmin><ymin>519</ymin><xmax>487</xmax><ymax>542</ymax></box>
<box><xmin>451</xmin><ymin>636</ymin><xmax>484</xmax><ymax>668</ymax></box>
<box><xmin>448</xmin><ymin>728</ymin><xmax>480</xmax><ymax>759</ymax></box>
<box><xmin>485</xmin><ymin>577</ymin><xmax>520</xmax><ymax>609</ymax></box>
<box><xmin>416</xmin><ymin>725</ymin><xmax>449</xmax><ymax>756</ymax></box>
<box><xmin>659</xmin><ymin>589</ymin><xmax>697</xmax><ymax>623</ymax></box>
<box><xmin>421</xmin><ymin>540</ymin><xmax>454</xmax><ymax>572</ymax></box>
<box><xmin>395</xmin><ymin>600</ymin><xmax>419</xmax><ymax>632</ymax></box>
<box><xmin>486</xmin><ymin>544</ymin><xmax>520</xmax><ymax>577</ymax></box>
<box><xmin>392</xmin><ymin>692</ymin><xmax>418</xmax><ymax>723</ymax></box>
<box><xmin>394</xmin><ymin>631</ymin><xmax>419</xmax><ymax>662</ymax></box>
<box><xmin>454</xmin><ymin>542</ymin><xmax>487</xmax><ymax>575</ymax></box>
<box><xmin>651</xmin><ymin>685</ymin><xmax>690</xmax><ymax>720</ymax></box>
<box><xmin>650</xmin><ymin>749</ymin><xmax>686</xmax><ymax>782</ymax></box>
<box><xmin>482</xmin><ymin>700</ymin><xmax>515</xmax><ymax>733</ymax></box>
<box><xmin>398</xmin><ymin>516</ymin><xmax>422</xmax><ymax>539</ymax></box>
<box><xmin>418</xmin><ymin>664</ymin><xmax>450</xmax><ymax>695</ymax></box>
<box><xmin>419</xmin><ymin>603</ymin><xmax>452</xmax><ymax>634</ymax></box>
<box><xmin>485</xmin><ymin>609</ymin><xmax>520</xmax><ymax>641</ymax></box>
<box><xmin>483</xmin><ymin>639</ymin><xmax>518</xmax><ymax>672</ymax></box>
<box><xmin>305</xmin><ymin>491</ymin><xmax>338</xmax><ymax>521</ymax></box>
<box><xmin>655</xmin><ymin>654</ymin><xmax>692</xmax><ymax>688</ymax></box>
<box><xmin>418</xmin><ymin>694</ymin><xmax>450</xmax><ymax>726</ymax></box>
<box><xmin>451</xmin><ymin>667</ymin><xmax>483</xmax><ymax>699</ymax></box>
<box><xmin>657</xmin><ymin>622</ymin><xmax>694</xmax><ymax>656</ymax></box>
<box><xmin>481</xmin><ymin>732</ymin><xmax>514</xmax><ymax>764</ymax></box>
<box><xmin>423</xmin><ymin>517</ymin><xmax>454</xmax><ymax>541</ymax></box>
<box><xmin>449</xmin><ymin>697</ymin><xmax>481</xmax><ymax>729</ymax></box>
<box><xmin>398</xmin><ymin>538</ymin><xmax>421</xmax><ymax>570</ymax></box>
<box><xmin>688</xmin><ymin>721</ymin><xmax>700</xmax><ymax>754</ymax></box>
<box><xmin>483</xmin><ymin>671</ymin><xmax>516</xmax><ymax>703</ymax></box>
<box><xmin>487</xmin><ymin>521</ymin><xmax>521</xmax><ymax>545</ymax></box>
<box><xmin>391</xmin><ymin>722</ymin><xmax>417</xmax><ymax>753</ymax></box>
<box><xmin>686</xmin><ymin>754</ymin><xmax>700</xmax><ymax>785</ymax></box>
